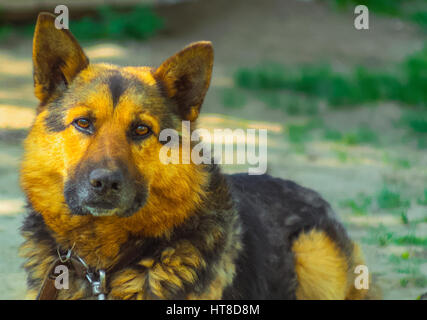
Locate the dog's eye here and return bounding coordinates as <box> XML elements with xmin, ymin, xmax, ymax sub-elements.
<box><xmin>76</xmin><ymin>118</ymin><xmax>90</xmax><ymax>129</ymax></box>
<box><xmin>73</xmin><ymin>118</ymin><xmax>93</xmax><ymax>134</ymax></box>
<box><xmin>134</xmin><ymin>125</ymin><xmax>151</xmax><ymax>137</ymax></box>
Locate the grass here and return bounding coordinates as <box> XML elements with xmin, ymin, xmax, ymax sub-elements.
<box><xmin>334</xmin><ymin>149</ymin><xmax>348</xmax><ymax>163</ymax></box>
<box><xmin>417</xmin><ymin>189</ymin><xmax>427</xmax><ymax>205</ymax></box>
<box><xmin>234</xmin><ymin>46</ymin><xmax>427</xmax><ymax>109</ymax></box>
<box><xmin>401</xmin><ymin>109</ymin><xmax>427</xmax><ymax>133</ymax></box>
<box><xmin>400</xmin><ymin>278</ymin><xmax>409</xmax><ymax>287</ymax></box>
<box><xmin>0</xmin><ymin>5</ymin><xmax>164</xmax><ymax>42</ymax></box>
<box><xmin>259</xmin><ymin>92</ymin><xmax>320</xmax><ymax>115</ymax></box>
<box><xmin>400</xmin><ymin>211</ymin><xmax>409</xmax><ymax>224</ymax></box>
<box><xmin>323</xmin><ymin>126</ymin><xmax>378</xmax><ymax>145</ymax></box>
<box><xmin>368</xmin><ymin>225</ymin><xmax>394</xmax><ymax>246</ymax></box>
<box><xmin>394</xmin><ymin>235</ymin><xmax>427</xmax><ymax>246</ymax></box>
<box><xmin>287</xmin><ymin>121</ymin><xmax>320</xmax><ymax>144</ymax></box>
<box><xmin>221</xmin><ymin>88</ymin><xmax>247</xmax><ymax>109</ymax></box>
<box><xmin>400</xmin><ymin>276</ymin><xmax>427</xmax><ymax>288</ymax></box>
<box><xmin>365</xmin><ymin>225</ymin><xmax>427</xmax><ymax>246</ymax></box>
<box><xmin>376</xmin><ymin>186</ymin><xmax>410</xmax><ymax>210</ymax></box>
<box><xmin>223</xmin><ymin>87</ymin><xmax>321</xmax><ymax>115</ymax></box>
<box><xmin>412</xmin><ymin>11</ymin><xmax>427</xmax><ymax>31</ymax></box>
<box><xmin>389</xmin><ymin>252</ymin><xmax>427</xmax><ymax>288</ymax></box>
<box><xmin>382</xmin><ymin>153</ymin><xmax>412</xmax><ymax>169</ymax></box>
<box><xmin>341</xmin><ymin>186</ymin><xmax>419</xmax><ymax>224</ymax></box>
<box><xmin>340</xmin><ymin>192</ymin><xmax>372</xmax><ymax>215</ymax></box>
<box><xmin>279</xmin><ymin>118</ymin><xmax>380</xmax><ymax>162</ymax></box>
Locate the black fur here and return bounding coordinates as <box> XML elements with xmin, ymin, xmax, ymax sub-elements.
<box><xmin>107</xmin><ymin>73</ymin><xmax>130</xmax><ymax>108</ymax></box>
<box><xmin>44</xmin><ymin>96</ymin><xmax>67</xmax><ymax>132</ymax></box>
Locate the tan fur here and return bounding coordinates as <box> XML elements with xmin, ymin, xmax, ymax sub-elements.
<box><xmin>292</xmin><ymin>229</ymin><xmax>349</xmax><ymax>299</ymax></box>
<box><xmin>292</xmin><ymin>230</ymin><xmax>380</xmax><ymax>300</ymax></box>
<box><xmin>108</xmin><ymin>241</ymin><xmax>206</xmax><ymax>300</ymax></box>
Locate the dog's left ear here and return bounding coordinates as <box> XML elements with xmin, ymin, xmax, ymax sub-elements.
<box><xmin>33</xmin><ymin>12</ymin><xmax>89</xmax><ymax>106</ymax></box>
<box><xmin>154</xmin><ymin>41</ymin><xmax>213</xmax><ymax>121</ymax></box>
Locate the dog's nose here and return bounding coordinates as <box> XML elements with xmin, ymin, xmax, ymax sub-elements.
<box><xmin>89</xmin><ymin>168</ymin><xmax>123</xmax><ymax>194</ymax></box>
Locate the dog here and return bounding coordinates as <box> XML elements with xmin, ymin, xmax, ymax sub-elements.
<box><xmin>20</xmin><ymin>12</ymin><xmax>379</xmax><ymax>300</ymax></box>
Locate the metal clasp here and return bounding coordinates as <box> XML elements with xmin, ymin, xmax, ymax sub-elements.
<box><xmin>57</xmin><ymin>244</ymin><xmax>107</xmax><ymax>300</ymax></box>
<box><xmin>86</xmin><ymin>269</ymin><xmax>107</xmax><ymax>300</ymax></box>
<box><xmin>57</xmin><ymin>243</ymin><xmax>75</xmax><ymax>263</ymax></box>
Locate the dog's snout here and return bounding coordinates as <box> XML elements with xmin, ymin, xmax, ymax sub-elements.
<box><xmin>65</xmin><ymin>160</ymin><xmax>145</xmax><ymax>217</ymax></box>
<box><xmin>89</xmin><ymin>168</ymin><xmax>123</xmax><ymax>194</ymax></box>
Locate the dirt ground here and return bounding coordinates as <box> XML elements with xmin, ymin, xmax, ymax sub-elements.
<box><xmin>0</xmin><ymin>0</ymin><xmax>426</xmax><ymax>299</ymax></box>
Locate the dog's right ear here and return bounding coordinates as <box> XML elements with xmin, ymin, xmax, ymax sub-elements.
<box><xmin>33</xmin><ymin>12</ymin><xmax>89</xmax><ymax>106</ymax></box>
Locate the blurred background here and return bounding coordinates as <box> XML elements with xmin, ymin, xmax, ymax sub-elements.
<box><xmin>0</xmin><ymin>0</ymin><xmax>426</xmax><ymax>299</ymax></box>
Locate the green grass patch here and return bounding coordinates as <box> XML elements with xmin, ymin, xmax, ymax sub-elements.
<box><xmin>258</xmin><ymin>92</ymin><xmax>320</xmax><ymax>115</ymax></box>
<box><xmin>340</xmin><ymin>192</ymin><xmax>372</xmax><ymax>215</ymax></box>
<box><xmin>390</xmin><ymin>251</ymin><xmax>427</xmax><ymax>288</ymax></box>
<box><xmin>394</xmin><ymin>235</ymin><xmax>427</xmax><ymax>246</ymax></box>
<box><xmin>364</xmin><ymin>225</ymin><xmax>427</xmax><ymax>246</ymax></box>
<box><xmin>401</xmin><ymin>251</ymin><xmax>410</xmax><ymax>260</ymax></box>
<box><xmin>323</xmin><ymin>126</ymin><xmax>378</xmax><ymax>145</ymax></box>
<box><xmin>414</xmin><ymin>276</ymin><xmax>427</xmax><ymax>287</ymax></box>
<box><xmin>285</xmin><ymin>120</ymin><xmax>323</xmax><ymax>144</ymax></box>
<box><xmin>400</xmin><ymin>211</ymin><xmax>409</xmax><ymax>224</ymax></box>
<box><xmin>411</xmin><ymin>11</ymin><xmax>427</xmax><ymax>31</ymax></box>
<box><xmin>376</xmin><ymin>186</ymin><xmax>410</xmax><ymax>210</ymax></box>
<box><xmin>396</xmin><ymin>265</ymin><xmax>420</xmax><ymax>275</ymax></box>
<box><xmin>400</xmin><ymin>278</ymin><xmax>409</xmax><ymax>287</ymax></box>
<box><xmin>394</xmin><ymin>158</ymin><xmax>411</xmax><ymax>169</ymax></box>
<box><xmin>334</xmin><ymin>149</ymin><xmax>349</xmax><ymax>163</ymax></box>
<box><xmin>221</xmin><ymin>88</ymin><xmax>247</xmax><ymax>109</ymax></box>
<box><xmin>0</xmin><ymin>5</ymin><xmax>164</xmax><ymax>41</ymax></box>
<box><xmin>389</xmin><ymin>252</ymin><xmax>426</xmax><ymax>266</ymax></box>
<box><xmin>382</xmin><ymin>153</ymin><xmax>412</xmax><ymax>169</ymax></box>
<box><xmin>401</xmin><ymin>110</ymin><xmax>427</xmax><ymax>133</ymax></box>
<box><xmin>400</xmin><ymin>276</ymin><xmax>427</xmax><ymax>288</ymax></box>
<box><xmin>323</xmin><ymin>128</ymin><xmax>343</xmax><ymax>141</ymax></box>
<box><xmin>341</xmin><ymin>127</ymin><xmax>378</xmax><ymax>145</ymax></box>
<box><xmin>287</xmin><ymin>123</ymin><xmax>315</xmax><ymax>144</ymax></box>
<box><xmin>367</xmin><ymin>225</ymin><xmax>394</xmax><ymax>246</ymax></box>
<box><xmin>417</xmin><ymin>189</ymin><xmax>427</xmax><ymax>205</ymax></box>
<box><xmin>234</xmin><ymin>46</ymin><xmax>427</xmax><ymax>108</ymax></box>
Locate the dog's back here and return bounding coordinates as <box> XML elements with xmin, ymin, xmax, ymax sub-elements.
<box><xmin>224</xmin><ymin>174</ymin><xmax>379</xmax><ymax>299</ymax></box>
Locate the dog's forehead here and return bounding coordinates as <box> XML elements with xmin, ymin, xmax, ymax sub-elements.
<box><xmin>69</xmin><ymin>64</ymin><xmax>165</xmax><ymax>109</ymax></box>
<box><xmin>76</xmin><ymin>64</ymin><xmax>157</xmax><ymax>92</ymax></box>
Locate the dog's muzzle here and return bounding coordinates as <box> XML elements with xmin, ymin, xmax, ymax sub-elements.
<box><xmin>64</xmin><ymin>164</ymin><xmax>147</xmax><ymax>217</ymax></box>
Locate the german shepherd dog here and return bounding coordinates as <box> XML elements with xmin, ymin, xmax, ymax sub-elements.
<box><xmin>20</xmin><ymin>13</ymin><xmax>379</xmax><ymax>300</ymax></box>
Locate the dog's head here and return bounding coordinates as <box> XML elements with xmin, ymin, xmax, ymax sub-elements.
<box><xmin>21</xmin><ymin>13</ymin><xmax>212</xmax><ymax>238</ymax></box>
